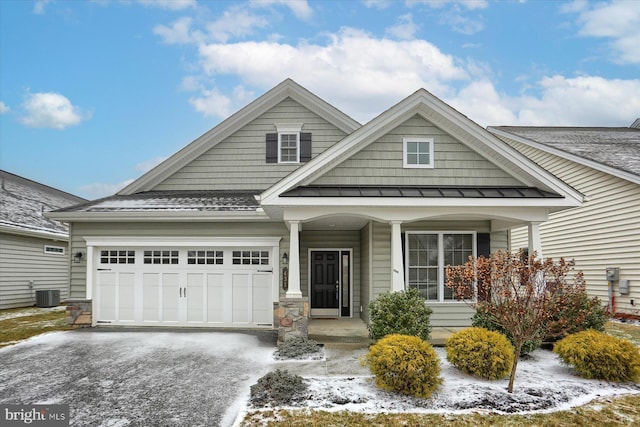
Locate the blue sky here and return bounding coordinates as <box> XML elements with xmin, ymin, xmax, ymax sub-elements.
<box><xmin>1</xmin><ymin>0</ymin><xmax>639</xmax><ymax>199</ymax></box>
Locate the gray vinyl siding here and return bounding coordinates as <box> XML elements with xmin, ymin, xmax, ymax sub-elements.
<box><xmin>360</xmin><ymin>222</ymin><xmax>372</xmax><ymax>323</ymax></box>
<box><xmin>69</xmin><ymin>222</ymin><xmax>288</xmax><ymax>299</ymax></box>
<box><xmin>490</xmin><ymin>230</ymin><xmax>509</xmax><ymax>255</ymax></box>
<box><xmin>311</xmin><ymin>115</ymin><xmax>523</xmax><ymax>186</ymax></box>
<box><xmin>299</xmin><ymin>230</ymin><xmax>361</xmax><ymax>317</ymax></box>
<box><xmin>0</xmin><ymin>232</ymin><xmax>69</xmax><ymax>309</ymax></box>
<box><xmin>505</xmin><ymin>138</ymin><xmax>640</xmax><ymax>316</ymax></box>
<box><xmin>154</xmin><ymin>98</ymin><xmax>348</xmax><ymax>191</ymax></box>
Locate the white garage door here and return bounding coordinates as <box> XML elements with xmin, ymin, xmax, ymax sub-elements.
<box><xmin>93</xmin><ymin>246</ymin><xmax>275</xmax><ymax>328</ymax></box>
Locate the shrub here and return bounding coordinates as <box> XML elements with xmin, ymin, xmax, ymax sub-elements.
<box><xmin>546</xmin><ymin>295</ymin><xmax>609</xmax><ymax>342</ymax></box>
<box><xmin>472</xmin><ymin>305</ymin><xmax>541</xmax><ymax>355</ymax></box>
<box><xmin>368</xmin><ymin>288</ymin><xmax>432</xmax><ymax>341</ymax></box>
<box><xmin>554</xmin><ymin>330</ymin><xmax>640</xmax><ymax>382</ymax></box>
<box><xmin>250</xmin><ymin>369</ymin><xmax>307</xmax><ymax>405</ymax></box>
<box><xmin>445</xmin><ymin>327</ymin><xmax>515</xmax><ymax>380</ymax></box>
<box><xmin>276</xmin><ymin>336</ymin><xmax>322</xmax><ymax>359</ymax></box>
<box><xmin>362</xmin><ymin>334</ymin><xmax>442</xmax><ymax>398</ymax></box>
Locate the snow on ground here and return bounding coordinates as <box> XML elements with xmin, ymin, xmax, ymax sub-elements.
<box><xmin>249</xmin><ymin>347</ymin><xmax>640</xmax><ymax>416</ymax></box>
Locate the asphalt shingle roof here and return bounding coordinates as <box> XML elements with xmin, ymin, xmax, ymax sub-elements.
<box><xmin>0</xmin><ymin>170</ymin><xmax>86</xmax><ymax>236</ymax></box>
<box><xmin>493</xmin><ymin>126</ymin><xmax>640</xmax><ymax>177</ymax></box>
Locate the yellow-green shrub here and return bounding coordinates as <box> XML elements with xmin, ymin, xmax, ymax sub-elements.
<box><xmin>445</xmin><ymin>327</ymin><xmax>514</xmax><ymax>380</ymax></box>
<box><xmin>362</xmin><ymin>334</ymin><xmax>442</xmax><ymax>398</ymax></box>
<box><xmin>554</xmin><ymin>330</ymin><xmax>640</xmax><ymax>382</ymax></box>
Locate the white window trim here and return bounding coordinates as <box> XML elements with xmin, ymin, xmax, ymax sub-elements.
<box><xmin>404</xmin><ymin>231</ymin><xmax>476</xmax><ymax>303</ymax></box>
<box><xmin>44</xmin><ymin>245</ymin><xmax>65</xmax><ymax>255</ymax></box>
<box><xmin>276</xmin><ymin>123</ymin><xmax>303</xmax><ymax>164</ymax></box>
<box><xmin>403</xmin><ymin>137</ymin><xmax>434</xmax><ymax>169</ymax></box>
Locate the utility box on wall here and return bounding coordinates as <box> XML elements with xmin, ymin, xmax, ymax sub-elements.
<box><xmin>605</xmin><ymin>267</ymin><xmax>620</xmax><ymax>282</ymax></box>
<box><xmin>619</xmin><ymin>279</ymin><xmax>630</xmax><ymax>296</ymax></box>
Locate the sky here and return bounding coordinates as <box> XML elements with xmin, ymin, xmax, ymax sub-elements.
<box><xmin>0</xmin><ymin>0</ymin><xmax>639</xmax><ymax>200</ymax></box>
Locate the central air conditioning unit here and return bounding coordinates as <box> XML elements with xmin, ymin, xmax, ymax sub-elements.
<box><xmin>35</xmin><ymin>290</ymin><xmax>60</xmax><ymax>308</ymax></box>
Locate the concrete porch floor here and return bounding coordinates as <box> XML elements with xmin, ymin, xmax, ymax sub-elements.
<box><xmin>307</xmin><ymin>317</ymin><xmax>463</xmax><ymax>346</ymax></box>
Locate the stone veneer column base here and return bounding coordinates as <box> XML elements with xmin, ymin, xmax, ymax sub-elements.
<box><xmin>273</xmin><ymin>298</ymin><xmax>309</xmax><ymax>345</ymax></box>
<box><xmin>66</xmin><ymin>299</ymin><xmax>92</xmax><ymax>328</ymax></box>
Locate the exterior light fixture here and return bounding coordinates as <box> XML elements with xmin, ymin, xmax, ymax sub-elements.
<box><xmin>282</xmin><ymin>252</ymin><xmax>288</xmax><ymax>266</ymax></box>
<box><xmin>73</xmin><ymin>251</ymin><xmax>84</xmax><ymax>263</ymax></box>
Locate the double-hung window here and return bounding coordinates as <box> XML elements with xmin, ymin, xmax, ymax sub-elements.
<box><xmin>279</xmin><ymin>133</ymin><xmax>299</xmax><ymax>163</ymax></box>
<box><xmin>403</xmin><ymin>137</ymin><xmax>434</xmax><ymax>168</ymax></box>
<box><xmin>406</xmin><ymin>232</ymin><xmax>476</xmax><ymax>301</ymax></box>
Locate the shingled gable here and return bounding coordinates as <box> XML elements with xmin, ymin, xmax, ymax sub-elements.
<box><xmin>259</xmin><ymin>88</ymin><xmax>583</xmax><ymax>208</ymax></box>
<box><xmin>119</xmin><ymin>79</ymin><xmax>361</xmax><ymax>196</ymax></box>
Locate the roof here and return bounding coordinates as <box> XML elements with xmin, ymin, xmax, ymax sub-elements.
<box><xmin>57</xmin><ymin>191</ymin><xmax>261</xmax><ymax>213</ymax></box>
<box><xmin>281</xmin><ymin>185</ymin><xmax>562</xmax><ymax>199</ymax></box>
<box><xmin>0</xmin><ymin>170</ymin><xmax>87</xmax><ymax>239</ymax></box>
<box><xmin>489</xmin><ymin>126</ymin><xmax>640</xmax><ymax>182</ymax></box>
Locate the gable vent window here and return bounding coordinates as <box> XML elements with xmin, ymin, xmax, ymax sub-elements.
<box><xmin>44</xmin><ymin>245</ymin><xmax>65</xmax><ymax>255</ymax></box>
<box><xmin>403</xmin><ymin>137</ymin><xmax>434</xmax><ymax>168</ymax></box>
<box><xmin>266</xmin><ymin>123</ymin><xmax>311</xmax><ymax>164</ymax></box>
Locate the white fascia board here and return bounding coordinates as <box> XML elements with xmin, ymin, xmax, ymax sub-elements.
<box><xmin>0</xmin><ymin>223</ymin><xmax>69</xmax><ymax>241</ymax></box>
<box><xmin>488</xmin><ymin>127</ymin><xmax>640</xmax><ymax>186</ymax></box>
<box><xmin>282</xmin><ymin>205</ymin><xmax>552</xmax><ymax>223</ymax></box>
<box><xmin>120</xmin><ymin>80</ymin><xmax>360</xmax><ymax>196</ymax></box>
<box><xmin>84</xmin><ymin>236</ymin><xmax>281</xmax><ymax>247</ymax></box>
<box><xmin>45</xmin><ymin>210</ymin><xmax>271</xmax><ymax>222</ymax></box>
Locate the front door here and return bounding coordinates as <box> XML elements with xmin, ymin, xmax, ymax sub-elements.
<box><xmin>310</xmin><ymin>250</ymin><xmax>351</xmax><ymax>317</ymax></box>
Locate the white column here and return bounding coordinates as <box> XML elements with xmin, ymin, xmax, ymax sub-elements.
<box><xmin>528</xmin><ymin>222</ymin><xmax>543</xmax><ymax>259</ymax></box>
<box><xmin>286</xmin><ymin>221</ymin><xmax>302</xmax><ymax>298</ymax></box>
<box><xmin>390</xmin><ymin>221</ymin><xmax>405</xmax><ymax>292</ymax></box>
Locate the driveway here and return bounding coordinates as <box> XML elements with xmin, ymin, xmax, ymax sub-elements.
<box><xmin>0</xmin><ymin>329</ymin><xmax>277</xmax><ymax>426</ymax></box>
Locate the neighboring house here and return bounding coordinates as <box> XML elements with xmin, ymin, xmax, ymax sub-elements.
<box><xmin>48</xmin><ymin>79</ymin><xmax>581</xmax><ymax>331</ymax></box>
<box><xmin>0</xmin><ymin>170</ymin><xmax>86</xmax><ymax>309</ymax></box>
<box><xmin>489</xmin><ymin>123</ymin><xmax>640</xmax><ymax>317</ymax></box>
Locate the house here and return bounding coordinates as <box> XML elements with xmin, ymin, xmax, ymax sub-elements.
<box><xmin>489</xmin><ymin>122</ymin><xmax>640</xmax><ymax>317</ymax></box>
<box><xmin>0</xmin><ymin>170</ymin><xmax>86</xmax><ymax>309</ymax></box>
<box><xmin>48</xmin><ymin>79</ymin><xmax>581</xmax><ymax>335</ymax></box>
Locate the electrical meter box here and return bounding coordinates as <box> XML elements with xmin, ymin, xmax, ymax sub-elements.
<box><xmin>619</xmin><ymin>279</ymin><xmax>630</xmax><ymax>295</ymax></box>
<box><xmin>605</xmin><ymin>267</ymin><xmax>620</xmax><ymax>282</ymax></box>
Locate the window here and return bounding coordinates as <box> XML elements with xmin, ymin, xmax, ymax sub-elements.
<box><xmin>187</xmin><ymin>250</ymin><xmax>224</xmax><ymax>265</ymax></box>
<box><xmin>405</xmin><ymin>232</ymin><xmax>475</xmax><ymax>301</ymax></box>
<box><xmin>232</xmin><ymin>250</ymin><xmax>269</xmax><ymax>265</ymax></box>
<box><xmin>279</xmin><ymin>133</ymin><xmax>299</xmax><ymax>163</ymax></box>
<box><xmin>143</xmin><ymin>250</ymin><xmax>179</xmax><ymax>265</ymax></box>
<box><xmin>44</xmin><ymin>245</ymin><xmax>65</xmax><ymax>255</ymax></box>
<box><xmin>403</xmin><ymin>137</ymin><xmax>434</xmax><ymax>168</ymax></box>
<box><xmin>101</xmin><ymin>250</ymin><xmax>135</xmax><ymax>264</ymax></box>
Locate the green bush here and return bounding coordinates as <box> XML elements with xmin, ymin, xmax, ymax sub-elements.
<box><xmin>554</xmin><ymin>330</ymin><xmax>640</xmax><ymax>382</ymax></box>
<box><xmin>368</xmin><ymin>288</ymin><xmax>432</xmax><ymax>341</ymax></box>
<box><xmin>276</xmin><ymin>336</ymin><xmax>322</xmax><ymax>359</ymax></box>
<box><xmin>445</xmin><ymin>327</ymin><xmax>515</xmax><ymax>380</ymax></box>
<box><xmin>546</xmin><ymin>295</ymin><xmax>609</xmax><ymax>342</ymax></box>
<box><xmin>362</xmin><ymin>334</ymin><xmax>442</xmax><ymax>398</ymax></box>
<box><xmin>472</xmin><ymin>304</ymin><xmax>541</xmax><ymax>355</ymax></box>
<box><xmin>250</xmin><ymin>369</ymin><xmax>307</xmax><ymax>405</ymax></box>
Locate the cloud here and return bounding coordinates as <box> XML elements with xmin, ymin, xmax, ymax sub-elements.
<box><xmin>137</xmin><ymin>0</ymin><xmax>196</xmax><ymax>11</ymax></box>
<box><xmin>250</xmin><ymin>0</ymin><xmax>313</xmax><ymax>21</ymax></box>
<box><xmin>386</xmin><ymin>14</ymin><xmax>419</xmax><ymax>40</ymax></box>
<box><xmin>33</xmin><ymin>0</ymin><xmax>52</xmax><ymax>15</ymax></box>
<box><xmin>19</xmin><ymin>92</ymin><xmax>90</xmax><ymax>130</ymax></box>
<box><xmin>136</xmin><ymin>156</ymin><xmax>167</xmax><ymax>173</ymax></box>
<box><xmin>566</xmin><ymin>0</ymin><xmax>640</xmax><ymax>64</ymax></box>
<box><xmin>189</xmin><ymin>85</ymin><xmax>255</xmax><ymax>118</ymax></box>
<box><xmin>195</xmin><ymin>28</ymin><xmax>468</xmax><ymax>122</ymax></box>
<box><xmin>0</xmin><ymin>101</ymin><xmax>9</xmax><ymax>114</ymax></box>
<box><xmin>438</xmin><ymin>6</ymin><xmax>485</xmax><ymax>35</ymax></box>
<box><xmin>154</xmin><ymin>16</ymin><xmax>202</xmax><ymax>45</ymax></box>
<box><xmin>362</xmin><ymin>0</ymin><xmax>392</xmax><ymax>10</ymax></box>
<box><xmin>408</xmin><ymin>0</ymin><xmax>488</xmax><ymax>11</ymax></box>
<box><xmin>80</xmin><ymin>179</ymin><xmax>135</xmax><ymax>199</ymax></box>
<box><xmin>206</xmin><ymin>6</ymin><xmax>270</xmax><ymax>43</ymax></box>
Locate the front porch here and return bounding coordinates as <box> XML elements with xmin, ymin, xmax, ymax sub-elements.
<box><xmin>307</xmin><ymin>317</ymin><xmax>462</xmax><ymax>346</ymax></box>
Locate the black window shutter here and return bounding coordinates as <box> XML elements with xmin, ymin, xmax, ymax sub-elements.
<box><xmin>266</xmin><ymin>133</ymin><xmax>278</xmax><ymax>163</ymax></box>
<box><xmin>300</xmin><ymin>132</ymin><xmax>312</xmax><ymax>162</ymax></box>
<box><xmin>477</xmin><ymin>233</ymin><xmax>491</xmax><ymax>258</ymax></box>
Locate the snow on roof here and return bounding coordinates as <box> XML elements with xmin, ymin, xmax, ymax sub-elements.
<box><xmin>493</xmin><ymin>126</ymin><xmax>640</xmax><ymax>178</ymax></box>
<box><xmin>0</xmin><ymin>170</ymin><xmax>86</xmax><ymax>237</ymax></box>
<box><xmin>57</xmin><ymin>190</ymin><xmax>261</xmax><ymax>213</ymax></box>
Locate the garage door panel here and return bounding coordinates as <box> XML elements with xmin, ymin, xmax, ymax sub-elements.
<box><xmin>97</xmin><ymin>272</ymin><xmax>117</xmax><ymax>321</ymax></box>
<box><xmin>118</xmin><ymin>273</ymin><xmax>136</xmax><ymax>322</ymax></box>
<box><xmin>162</xmin><ymin>273</ymin><xmax>180</xmax><ymax>323</ymax></box>
<box><xmin>206</xmin><ymin>273</ymin><xmax>226</xmax><ymax>324</ymax></box>
<box><xmin>232</xmin><ymin>273</ymin><xmax>249</xmax><ymax>324</ymax></box>
<box><xmin>143</xmin><ymin>273</ymin><xmax>161</xmax><ymax>322</ymax></box>
<box><xmin>187</xmin><ymin>273</ymin><xmax>205</xmax><ymax>324</ymax></box>
<box><xmin>252</xmin><ymin>273</ymin><xmax>272</xmax><ymax>324</ymax></box>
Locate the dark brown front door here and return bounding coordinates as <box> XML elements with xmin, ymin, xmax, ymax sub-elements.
<box><xmin>311</xmin><ymin>251</ymin><xmax>339</xmax><ymax>310</ymax></box>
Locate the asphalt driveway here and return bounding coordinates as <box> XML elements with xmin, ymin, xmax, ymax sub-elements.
<box><xmin>0</xmin><ymin>329</ymin><xmax>277</xmax><ymax>426</ymax></box>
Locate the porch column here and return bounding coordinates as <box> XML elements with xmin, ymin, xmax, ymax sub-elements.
<box><xmin>286</xmin><ymin>220</ymin><xmax>302</xmax><ymax>298</ymax></box>
<box><xmin>528</xmin><ymin>222</ymin><xmax>543</xmax><ymax>259</ymax></box>
<box><xmin>390</xmin><ymin>221</ymin><xmax>405</xmax><ymax>292</ymax></box>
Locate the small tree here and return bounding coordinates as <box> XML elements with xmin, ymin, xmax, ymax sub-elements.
<box><xmin>446</xmin><ymin>249</ymin><xmax>588</xmax><ymax>393</ymax></box>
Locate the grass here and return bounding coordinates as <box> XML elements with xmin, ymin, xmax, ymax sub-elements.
<box><xmin>242</xmin><ymin>394</ymin><xmax>640</xmax><ymax>426</ymax></box>
<box><xmin>0</xmin><ymin>307</ymin><xmax>71</xmax><ymax>348</ymax></box>
<box><xmin>605</xmin><ymin>321</ymin><xmax>640</xmax><ymax>347</ymax></box>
